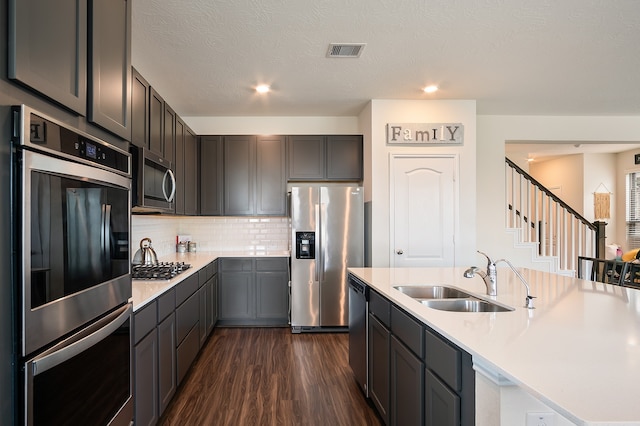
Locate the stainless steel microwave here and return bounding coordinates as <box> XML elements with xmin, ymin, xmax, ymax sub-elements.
<box><xmin>131</xmin><ymin>146</ymin><xmax>176</xmax><ymax>213</ymax></box>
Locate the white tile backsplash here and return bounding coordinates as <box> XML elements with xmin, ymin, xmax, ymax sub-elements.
<box><xmin>132</xmin><ymin>215</ymin><xmax>291</xmax><ymax>257</ymax></box>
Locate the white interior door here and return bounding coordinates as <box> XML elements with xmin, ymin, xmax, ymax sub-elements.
<box><xmin>390</xmin><ymin>154</ymin><xmax>456</xmax><ymax>267</ymax></box>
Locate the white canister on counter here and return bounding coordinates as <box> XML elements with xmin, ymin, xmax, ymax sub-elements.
<box><xmin>188</xmin><ymin>241</ymin><xmax>197</xmax><ymax>252</ymax></box>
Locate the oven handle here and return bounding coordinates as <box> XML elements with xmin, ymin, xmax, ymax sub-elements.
<box><xmin>31</xmin><ymin>303</ymin><xmax>132</xmax><ymax>376</ymax></box>
<box><xmin>162</xmin><ymin>168</ymin><xmax>176</xmax><ymax>203</ymax></box>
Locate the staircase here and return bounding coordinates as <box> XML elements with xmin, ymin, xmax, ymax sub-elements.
<box><xmin>505</xmin><ymin>158</ymin><xmax>606</xmax><ymax>276</ymax></box>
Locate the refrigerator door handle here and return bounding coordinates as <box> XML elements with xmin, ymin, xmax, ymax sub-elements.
<box><xmin>316</xmin><ymin>202</ymin><xmax>321</xmax><ymax>282</ymax></box>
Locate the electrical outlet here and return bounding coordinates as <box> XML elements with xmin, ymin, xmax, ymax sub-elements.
<box><xmin>526</xmin><ymin>412</ymin><xmax>555</xmax><ymax>426</ymax></box>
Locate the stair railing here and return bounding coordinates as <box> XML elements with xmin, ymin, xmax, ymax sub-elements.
<box><xmin>505</xmin><ymin>158</ymin><xmax>606</xmax><ymax>272</ymax></box>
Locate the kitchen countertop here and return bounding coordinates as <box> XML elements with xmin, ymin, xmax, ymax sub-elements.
<box><xmin>348</xmin><ymin>266</ymin><xmax>640</xmax><ymax>426</ymax></box>
<box><xmin>132</xmin><ymin>251</ymin><xmax>290</xmax><ymax>311</ymax></box>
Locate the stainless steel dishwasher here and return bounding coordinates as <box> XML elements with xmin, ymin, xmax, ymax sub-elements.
<box><xmin>348</xmin><ymin>275</ymin><xmax>369</xmax><ymax>396</ymax></box>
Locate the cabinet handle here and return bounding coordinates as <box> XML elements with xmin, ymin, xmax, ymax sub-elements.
<box><xmin>396</xmin><ymin>249</ymin><xmax>404</xmax><ymax>255</ymax></box>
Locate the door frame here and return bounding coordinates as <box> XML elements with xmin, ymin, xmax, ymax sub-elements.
<box><xmin>389</xmin><ymin>153</ymin><xmax>460</xmax><ymax>267</ymax></box>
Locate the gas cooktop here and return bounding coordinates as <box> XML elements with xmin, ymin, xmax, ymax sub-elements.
<box><xmin>131</xmin><ymin>262</ymin><xmax>191</xmax><ymax>280</ymax></box>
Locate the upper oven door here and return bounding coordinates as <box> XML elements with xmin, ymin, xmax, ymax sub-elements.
<box><xmin>19</xmin><ymin>149</ymin><xmax>132</xmax><ymax>357</ymax></box>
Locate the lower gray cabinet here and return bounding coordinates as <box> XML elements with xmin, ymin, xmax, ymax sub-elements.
<box><xmin>157</xmin><ymin>312</ymin><xmax>176</xmax><ymax>416</ymax></box>
<box><xmin>368</xmin><ymin>313</ymin><xmax>390</xmax><ymax>424</ymax></box>
<box><xmin>134</xmin><ymin>301</ymin><xmax>159</xmax><ymax>426</ymax></box>
<box><xmin>425</xmin><ymin>369</ymin><xmax>460</xmax><ymax>426</ymax></box>
<box><xmin>218</xmin><ymin>257</ymin><xmax>289</xmax><ymax>326</ymax></box>
<box><xmin>390</xmin><ymin>335</ymin><xmax>424</xmax><ymax>426</ymax></box>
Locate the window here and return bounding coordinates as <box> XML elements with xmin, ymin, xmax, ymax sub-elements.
<box><xmin>626</xmin><ymin>172</ymin><xmax>640</xmax><ymax>247</ymax></box>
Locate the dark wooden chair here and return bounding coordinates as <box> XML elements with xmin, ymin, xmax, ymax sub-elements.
<box><xmin>624</xmin><ymin>262</ymin><xmax>640</xmax><ymax>289</ymax></box>
<box><xmin>602</xmin><ymin>259</ymin><xmax>629</xmax><ymax>286</ymax></box>
<box><xmin>577</xmin><ymin>256</ymin><xmax>602</xmax><ymax>281</ymax></box>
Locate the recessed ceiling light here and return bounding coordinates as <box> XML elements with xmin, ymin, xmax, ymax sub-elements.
<box><xmin>255</xmin><ymin>84</ymin><xmax>270</xmax><ymax>94</ymax></box>
<box><xmin>423</xmin><ymin>85</ymin><xmax>438</xmax><ymax>93</ymax></box>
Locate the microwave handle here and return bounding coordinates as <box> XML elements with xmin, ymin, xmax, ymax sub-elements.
<box><xmin>162</xmin><ymin>168</ymin><xmax>176</xmax><ymax>203</ymax></box>
<box><xmin>30</xmin><ymin>304</ymin><xmax>132</xmax><ymax>376</ymax></box>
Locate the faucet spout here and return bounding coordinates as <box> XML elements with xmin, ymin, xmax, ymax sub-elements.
<box><xmin>463</xmin><ymin>254</ymin><xmax>497</xmax><ymax>296</ymax></box>
<box><xmin>495</xmin><ymin>259</ymin><xmax>536</xmax><ymax>309</ymax></box>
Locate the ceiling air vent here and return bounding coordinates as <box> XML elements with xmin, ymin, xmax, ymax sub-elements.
<box><xmin>327</xmin><ymin>43</ymin><xmax>366</xmax><ymax>58</ymax></box>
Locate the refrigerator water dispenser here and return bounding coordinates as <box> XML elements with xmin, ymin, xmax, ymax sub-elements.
<box><xmin>295</xmin><ymin>232</ymin><xmax>315</xmax><ymax>259</ymax></box>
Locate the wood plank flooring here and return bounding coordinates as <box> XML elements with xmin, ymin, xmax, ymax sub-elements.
<box><xmin>159</xmin><ymin>327</ymin><xmax>383</xmax><ymax>426</ymax></box>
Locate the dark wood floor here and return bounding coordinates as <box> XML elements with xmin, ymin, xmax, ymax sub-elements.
<box><xmin>159</xmin><ymin>327</ymin><xmax>383</xmax><ymax>426</ymax></box>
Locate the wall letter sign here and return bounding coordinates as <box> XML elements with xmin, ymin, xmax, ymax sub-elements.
<box><xmin>386</xmin><ymin>123</ymin><xmax>464</xmax><ymax>145</ymax></box>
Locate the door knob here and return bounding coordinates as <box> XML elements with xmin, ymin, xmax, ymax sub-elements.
<box><xmin>396</xmin><ymin>249</ymin><xmax>404</xmax><ymax>255</ymax></box>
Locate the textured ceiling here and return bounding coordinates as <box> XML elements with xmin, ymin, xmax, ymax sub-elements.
<box><xmin>131</xmin><ymin>0</ymin><xmax>640</xmax><ymax>117</ymax></box>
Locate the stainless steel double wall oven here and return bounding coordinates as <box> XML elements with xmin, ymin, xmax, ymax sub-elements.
<box><xmin>12</xmin><ymin>105</ymin><xmax>133</xmax><ymax>425</ymax></box>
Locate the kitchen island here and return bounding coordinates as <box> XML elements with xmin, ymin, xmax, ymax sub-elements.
<box><xmin>348</xmin><ymin>267</ymin><xmax>640</xmax><ymax>426</ymax></box>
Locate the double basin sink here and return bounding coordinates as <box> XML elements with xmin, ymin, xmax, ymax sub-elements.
<box><xmin>393</xmin><ymin>285</ymin><xmax>514</xmax><ymax>312</ymax></box>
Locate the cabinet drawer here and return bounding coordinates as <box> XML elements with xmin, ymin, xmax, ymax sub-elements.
<box><xmin>176</xmin><ymin>323</ymin><xmax>199</xmax><ymax>385</ymax></box>
<box><xmin>425</xmin><ymin>327</ymin><xmax>461</xmax><ymax>391</ymax></box>
<box><xmin>391</xmin><ymin>306</ymin><xmax>424</xmax><ymax>359</ymax></box>
<box><xmin>255</xmin><ymin>257</ymin><xmax>287</xmax><ymax>271</ymax></box>
<box><xmin>157</xmin><ymin>288</ymin><xmax>175</xmax><ymax>322</ymax></box>
<box><xmin>219</xmin><ymin>258</ymin><xmax>253</xmax><ymax>272</ymax></box>
<box><xmin>198</xmin><ymin>261</ymin><xmax>216</xmax><ymax>287</ymax></box>
<box><xmin>176</xmin><ymin>273</ymin><xmax>199</xmax><ymax>306</ymax></box>
<box><xmin>369</xmin><ymin>290</ymin><xmax>390</xmax><ymax>328</ymax></box>
<box><xmin>175</xmin><ymin>291</ymin><xmax>199</xmax><ymax>345</ymax></box>
<box><xmin>134</xmin><ymin>301</ymin><xmax>157</xmax><ymax>344</ymax></box>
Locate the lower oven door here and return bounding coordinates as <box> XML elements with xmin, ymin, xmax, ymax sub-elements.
<box><xmin>23</xmin><ymin>303</ymin><xmax>133</xmax><ymax>426</ymax></box>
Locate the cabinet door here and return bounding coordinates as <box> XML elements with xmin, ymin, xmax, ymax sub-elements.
<box><xmin>158</xmin><ymin>313</ymin><xmax>176</xmax><ymax>417</ymax></box>
<box><xmin>255</xmin><ymin>271</ymin><xmax>288</xmax><ymax>322</ymax></box>
<box><xmin>326</xmin><ymin>135</ymin><xmax>363</xmax><ymax>181</ymax></box>
<box><xmin>149</xmin><ymin>87</ymin><xmax>164</xmax><ymax>157</ymax></box>
<box><xmin>198</xmin><ymin>284</ymin><xmax>207</xmax><ymax>348</ymax></box>
<box><xmin>219</xmin><ymin>271</ymin><xmax>253</xmax><ymax>320</ymax></box>
<box><xmin>287</xmin><ymin>135</ymin><xmax>325</xmax><ymax>180</ymax></box>
<box><xmin>9</xmin><ymin>0</ymin><xmax>87</xmax><ymax>115</ymax></box>
<box><xmin>174</xmin><ymin>117</ymin><xmax>186</xmax><ymax>215</ymax></box>
<box><xmin>131</xmin><ymin>68</ymin><xmax>149</xmax><ymax>148</ymax></box>
<box><xmin>134</xmin><ymin>329</ymin><xmax>159</xmax><ymax>426</ymax></box>
<box><xmin>224</xmin><ymin>136</ymin><xmax>256</xmax><ymax>215</ymax></box>
<box><xmin>211</xmin><ymin>273</ymin><xmax>219</xmax><ymax>326</ymax></box>
<box><xmin>256</xmin><ymin>135</ymin><xmax>286</xmax><ymax>215</ymax></box>
<box><xmin>425</xmin><ymin>369</ymin><xmax>460</xmax><ymax>426</ymax></box>
<box><xmin>88</xmin><ymin>0</ymin><xmax>131</xmax><ymax>140</ymax></box>
<box><xmin>200</xmin><ymin>136</ymin><xmax>224</xmax><ymax>215</ymax></box>
<box><xmin>390</xmin><ymin>336</ymin><xmax>424</xmax><ymax>426</ymax></box>
<box><xmin>163</xmin><ymin>103</ymin><xmax>175</xmax><ymax>164</ymax></box>
<box><xmin>368</xmin><ymin>314</ymin><xmax>390</xmax><ymax>425</ymax></box>
<box><xmin>184</xmin><ymin>127</ymin><xmax>199</xmax><ymax>215</ymax></box>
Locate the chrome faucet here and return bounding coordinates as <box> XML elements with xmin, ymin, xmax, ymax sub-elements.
<box><xmin>494</xmin><ymin>258</ymin><xmax>536</xmax><ymax>309</ymax></box>
<box><xmin>463</xmin><ymin>251</ymin><xmax>536</xmax><ymax>309</ymax></box>
<box><xmin>463</xmin><ymin>251</ymin><xmax>497</xmax><ymax>296</ymax></box>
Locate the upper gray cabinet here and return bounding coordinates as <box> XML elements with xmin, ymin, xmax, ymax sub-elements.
<box><xmin>9</xmin><ymin>0</ymin><xmax>132</xmax><ymax>141</ymax></box>
<box><xmin>256</xmin><ymin>135</ymin><xmax>287</xmax><ymax>215</ymax></box>
<box><xmin>9</xmin><ymin>0</ymin><xmax>87</xmax><ymax>115</ymax></box>
<box><xmin>131</xmin><ymin>68</ymin><xmax>149</xmax><ymax>149</ymax></box>
<box><xmin>87</xmin><ymin>0</ymin><xmax>132</xmax><ymax>140</ymax></box>
<box><xmin>200</xmin><ymin>136</ymin><xmax>224</xmax><ymax>216</ymax></box>
<box><xmin>287</xmin><ymin>135</ymin><xmax>363</xmax><ymax>181</ymax></box>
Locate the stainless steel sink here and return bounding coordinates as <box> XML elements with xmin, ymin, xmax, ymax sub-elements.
<box><xmin>393</xmin><ymin>285</ymin><xmax>473</xmax><ymax>299</ymax></box>
<box><xmin>421</xmin><ymin>298</ymin><xmax>514</xmax><ymax>313</ymax></box>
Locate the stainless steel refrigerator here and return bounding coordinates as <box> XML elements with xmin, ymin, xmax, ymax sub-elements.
<box><xmin>290</xmin><ymin>185</ymin><xmax>364</xmax><ymax>332</ymax></box>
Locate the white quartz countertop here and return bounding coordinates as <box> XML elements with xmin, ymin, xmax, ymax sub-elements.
<box><xmin>132</xmin><ymin>251</ymin><xmax>290</xmax><ymax>311</ymax></box>
<box><xmin>347</xmin><ymin>267</ymin><xmax>640</xmax><ymax>426</ymax></box>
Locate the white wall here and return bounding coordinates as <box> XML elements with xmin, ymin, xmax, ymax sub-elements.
<box><xmin>529</xmin><ymin>155</ymin><xmax>584</xmax><ymax>214</ymax></box>
<box><xmin>477</xmin><ymin>115</ymin><xmax>640</xmax><ymax>266</ymax></box>
<box><xmin>366</xmin><ymin>100</ymin><xmax>477</xmax><ymax>267</ymax></box>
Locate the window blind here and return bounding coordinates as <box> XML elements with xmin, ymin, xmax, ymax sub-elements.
<box><xmin>626</xmin><ymin>172</ymin><xmax>640</xmax><ymax>248</ymax></box>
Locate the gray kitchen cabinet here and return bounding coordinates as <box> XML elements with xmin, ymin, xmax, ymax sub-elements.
<box><xmin>368</xmin><ymin>290</ymin><xmax>391</xmax><ymax>425</ymax></box>
<box><xmin>131</xmin><ymin>68</ymin><xmax>149</xmax><ymax>149</ymax></box>
<box><xmin>218</xmin><ymin>257</ymin><xmax>289</xmax><ymax>326</ymax></box>
<box><xmin>184</xmin><ymin>126</ymin><xmax>199</xmax><ymax>215</ymax></box>
<box><xmin>163</xmin><ymin>103</ymin><xmax>175</xmax><ymax>164</ymax></box>
<box><xmin>87</xmin><ymin>0</ymin><xmax>131</xmax><ymax>140</ymax></box>
<box><xmin>134</xmin><ymin>301</ymin><xmax>159</xmax><ymax>426</ymax></box>
<box><xmin>175</xmin><ymin>273</ymin><xmax>200</xmax><ymax>385</ymax></box>
<box><xmin>287</xmin><ymin>135</ymin><xmax>363</xmax><ymax>181</ymax></box>
<box><xmin>157</xmin><ymin>289</ymin><xmax>176</xmax><ymax>417</ymax></box>
<box><xmin>390</xmin><ymin>335</ymin><xmax>424</xmax><ymax>426</ymax></box>
<box><xmin>200</xmin><ymin>136</ymin><xmax>224</xmax><ymax>216</ymax></box>
<box><xmin>175</xmin><ymin>118</ymin><xmax>199</xmax><ymax>216</ymax></box>
<box><xmin>149</xmin><ymin>87</ymin><xmax>164</xmax><ymax>158</ymax></box>
<box><xmin>8</xmin><ymin>0</ymin><xmax>87</xmax><ymax>115</ymax></box>
<box><xmin>256</xmin><ymin>136</ymin><xmax>287</xmax><ymax>215</ymax></box>
<box><xmin>351</xmin><ymin>274</ymin><xmax>475</xmax><ymax>426</ymax></box>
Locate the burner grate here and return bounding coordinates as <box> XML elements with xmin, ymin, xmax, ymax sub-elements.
<box><xmin>131</xmin><ymin>262</ymin><xmax>191</xmax><ymax>280</ymax></box>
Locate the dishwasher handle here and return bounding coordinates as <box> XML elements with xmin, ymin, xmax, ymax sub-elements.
<box><xmin>348</xmin><ymin>276</ymin><xmax>368</xmax><ymax>296</ymax></box>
